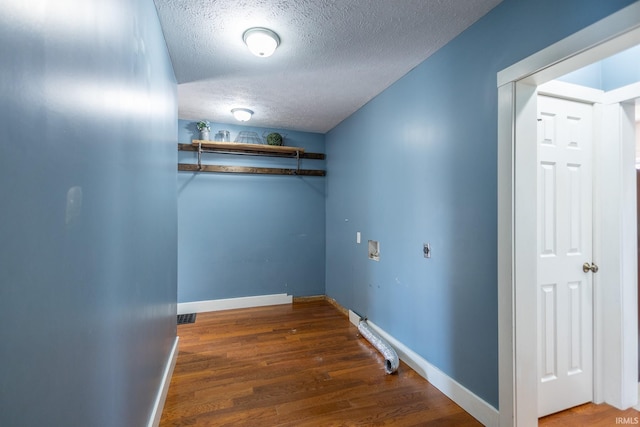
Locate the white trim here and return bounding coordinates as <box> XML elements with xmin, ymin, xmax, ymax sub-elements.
<box><xmin>620</xmin><ymin>102</ymin><xmax>639</xmax><ymax>408</ymax></box>
<box><xmin>349</xmin><ymin>311</ymin><xmax>498</xmax><ymax>426</ymax></box>
<box><xmin>368</xmin><ymin>320</ymin><xmax>499</xmax><ymax>427</ymax></box>
<box><xmin>593</xmin><ymin>102</ymin><xmax>605</xmax><ymax>406</ymax></box>
<box><xmin>348</xmin><ymin>309</ymin><xmax>363</xmax><ymax>326</ymax></box>
<box><xmin>598</xmin><ymin>102</ymin><xmax>639</xmax><ymax>409</ymax></box>
<box><xmin>603</xmin><ymin>82</ymin><xmax>640</xmax><ymax>105</ymax></box>
<box><xmin>497</xmin><ymin>82</ymin><xmax>515</xmax><ymax>426</ymax></box>
<box><xmin>537</xmin><ymin>80</ymin><xmax>603</xmax><ymax>104</ymax></box>
<box><xmin>497</xmin><ymin>2</ymin><xmax>640</xmax><ymax>87</ymax></box>
<box><xmin>148</xmin><ymin>336</ymin><xmax>179</xmax><ymax>427</ymax></box>
<box><xmin>177</xmin><ymin>293</ymin><xmax>292</xmax><ymax>314</ymax></box>
<box><xmin>513</xmin><ymin>81</ymin><xmax>539</xmax><ymax>425</ymax></box>
<box><xmin>498</xmin><ymin>3</ymin><xmax>640</xmax><ymax>425</ymax></box>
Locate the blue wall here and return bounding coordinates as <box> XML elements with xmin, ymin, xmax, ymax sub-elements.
<box><xmin>558</xmin><ymin>62</ymin><xmax>604</xmax><ymax>89</ymax></box>
<box><xmin>0</xmin><ymin>1</ymin><xmax>178</xmax><ymax>426</ymax></box>
<box><xmin>558</xmin><ymin>44</ymin><xmax>640</xmax><ymax>90</ymax></box>
<box><xmin>177</xmin><ymin>120</ymin><xmax>325</xmax><ymax>302</ymax></box>
<box><xmin>602</xmin><ymin>44</ymin><xmax>640</xmax><ymax>90</ymax></box>
<box><xmin>325</xmin><ymin>0</ymin><xmax>636</xmax><ymax>409</ymax></box>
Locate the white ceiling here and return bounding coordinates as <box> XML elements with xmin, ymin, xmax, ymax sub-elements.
<box><xmin>154</xmin><ymin>0</ymin><xmax>503</xmax><ymax>133</ymax></box>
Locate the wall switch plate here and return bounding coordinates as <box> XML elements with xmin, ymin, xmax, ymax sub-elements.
<box><xmin>423</xmin><ymin>243</ymin><xmax>431</xmax><ymax>258</ymax></box>
<box><xmin>356</xmin><ymin>231</ymin><xmax>361</xmax><ymax>244</ymax></box>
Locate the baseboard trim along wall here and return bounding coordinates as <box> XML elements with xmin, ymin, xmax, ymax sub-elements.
<box><xmin>177</xmin><ymin>293</ymin><xmax>293</xmax><ymax>314</ymax></box>
<box><xmin>148</xmin><ymin>336</ymin><xmax>179</xmax><ymax>427</ymax></box>
<box><xmin>348</xmin><ymin>310</ymin><xmax>499</xmax><ymax>427</ymax></box>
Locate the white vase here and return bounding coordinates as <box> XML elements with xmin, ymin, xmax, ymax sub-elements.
<box><xmin>200</xmin><ymin>129</ymin><xmax>210</xmax><ymax>141</ymax></box>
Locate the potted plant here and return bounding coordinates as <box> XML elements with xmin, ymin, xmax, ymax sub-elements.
<box><xmin>196</xmin><ymin>121</ymin><xmax>210</xmax><ymax>140</ymax></box>
<box><xmin>265</xmin><ymin>132</ymin><xmax>283</xmax><ymax>146</ymax></box>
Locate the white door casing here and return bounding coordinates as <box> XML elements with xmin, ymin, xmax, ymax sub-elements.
<box><xmin>596</xmin><ymin>100</ymin><xmax>638</xmax><ymax>409</ymax></box>
<box><xmin>537</xmin><ymin>95</ymin><xmax>594</xmax><ymax>416</ymax></box>
<box><xmin>497</xmin><ymin>4</ymin><xmax>640</xmax><ymax>426</ymax></box>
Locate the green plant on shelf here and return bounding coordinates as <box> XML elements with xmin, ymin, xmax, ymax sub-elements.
<box><xmin>266</xmin><ymin>132</ymin><xmax>283</xmax><ymax>146</ymax></box>
<box><xmin>196</xmin><ymin>121</ymin><xmax>210</xmax><ymax>131</ymax></box>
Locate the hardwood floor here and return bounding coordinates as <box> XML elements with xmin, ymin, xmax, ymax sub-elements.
<box><xmin>160</xmin><ymin>299</ymin><xmax>482</xmax><ymax>426</ymax></box>
<box><xmin>539</xmin><ymin>402</ymin><xmax>640</xmax><ymax>426</ymax></box>
<box><xmin>160</xmin><ymin>299</ymin><xmax>640</xmax><ymax>426</ymax></box>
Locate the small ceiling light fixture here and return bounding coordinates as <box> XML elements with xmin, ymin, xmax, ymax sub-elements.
<box><xmin>243</xmin><ymin>27</ymin><xmax>280</xmax><ymax>57</ymax></box>
<box><xmin>231</xmin><ymin>108</ymin><xmax>254</xmax><ymax>122</ymax></box>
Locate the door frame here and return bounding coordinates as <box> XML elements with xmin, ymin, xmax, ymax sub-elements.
<box><xmin>497</xmin><ymin>3</ymin><xmax>640</xmax><ymax>425</ymax></box>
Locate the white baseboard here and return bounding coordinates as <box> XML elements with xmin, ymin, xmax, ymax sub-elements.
<box><xmin>349</xmin><ymin>309</ymin><xmax>363</xmax><ymax>325</ymax></box>
<box><xmin>148</xmin><ymin>336</ymin><xmax>179</xmax><ymax>427</ymax></box>
<box><xmin>177</xmin><ymin>293</ymin><xmax>292</xmax><ymax>314</ymax></box>
<box><xmin>349</xmin><ymin>310</ymin><xmax>499</xmax><ymax>427</ymax></box>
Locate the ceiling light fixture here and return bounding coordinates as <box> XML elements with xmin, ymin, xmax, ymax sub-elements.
<box><xmin>231</xmin><ymin>108</ymin><xmax>253</xmax><ymax>122</ymax></box>
<box><xmin>243</xmin><ymin>27</ymin><xmax>280</xmax><ymax>57</ymax></box>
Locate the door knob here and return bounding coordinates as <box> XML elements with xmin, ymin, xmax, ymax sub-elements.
<box><xmin>583</xmin><ymin>262</ymin><xmax>599</xmax><ymax>273</ymax></box>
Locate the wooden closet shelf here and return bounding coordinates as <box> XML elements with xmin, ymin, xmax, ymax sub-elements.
<box><xmin>178</xmin><ymin>140</ymin><xmax>326</xmax><ymax>176</ymax></box>
<box><xmin>178</xmin><ymin>163</ymin><xmax>326</xmax><ymax>176</ymax></box>
<box><xmin>192</xmin><ymin>140</ymin><xmax>303</xmax><ymax>153</ymax></box>
<box><xmin>178</xmin><ymin>143</ymin><xmax>325</xmax><ymax>160</ymax></box>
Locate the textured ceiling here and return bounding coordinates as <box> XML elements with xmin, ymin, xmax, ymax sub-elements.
<box><xmin>154</xmin><ymin>0</ymin><xmax>503</xmax><ymax>133</ymax></box>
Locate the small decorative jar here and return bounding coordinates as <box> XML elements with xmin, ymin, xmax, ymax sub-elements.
<box><xmin>196</xmin><ymin>121</ymin><xmax>210</xmax><ymax>141</ymax></box>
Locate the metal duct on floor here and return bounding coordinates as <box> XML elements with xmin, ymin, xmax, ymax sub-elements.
<box><xmin>358</xmin><ymin>320</ymin><xmax>399</xmax><ymax>374</ymax></box>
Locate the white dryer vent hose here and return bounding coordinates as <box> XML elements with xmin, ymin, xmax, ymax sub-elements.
<box><xmin>358</xmin><ymin>320</ymin><xmax>399</xmax><ymax>374</ymax></box>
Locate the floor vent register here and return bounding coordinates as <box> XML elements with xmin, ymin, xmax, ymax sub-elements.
<box><xmin>177</xmin><ymin>313</ymin><xmax>197</xmax><ymax>325</ymax></box>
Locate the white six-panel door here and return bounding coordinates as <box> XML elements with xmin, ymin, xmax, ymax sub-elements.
<box><xmin>537</xmin><ymin>95</ymin><xmax>594</xmax><ymax>417</ymax></box>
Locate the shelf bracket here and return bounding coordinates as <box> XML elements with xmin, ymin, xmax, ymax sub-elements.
<box><xmin>295</xmin><ymin>150</ymin><xmax>300</xmax><ymax>175</ymax></box>
<box><xmin>197</xmin><ymin>141</ymin><xmax>202</xmax><ymax>170</ymax></box>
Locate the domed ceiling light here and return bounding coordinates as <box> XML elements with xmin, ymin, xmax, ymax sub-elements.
<box><xmin>243</xmin><ymin>27</ymin><xmax>280</xmax><ymax>57</ymax></box>
<box><xmin>231</xmin><ymin>108</ymin><xmax>253</xmax><ymax>122</ymax></box>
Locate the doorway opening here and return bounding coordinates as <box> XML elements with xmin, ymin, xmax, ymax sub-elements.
<box><xmin>497</xmin><ymin>3</ymin><xmax>640</xmax><ymax>426</ymax></box>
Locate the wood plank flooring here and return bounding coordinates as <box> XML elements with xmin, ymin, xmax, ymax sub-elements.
<box><xmin>160</xmin><ymin>300</ymin><xmax>482</xmax><ymax>426</ymax></box>
<box><xmin>160</xmin><ymin>299</ymin><xmax>640</xmax><ymax>426</ymax></box>
<box><xmin>539</xmin><ymin>402</ymin><xmax>640</xmax><ymax>426</ymax></box>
